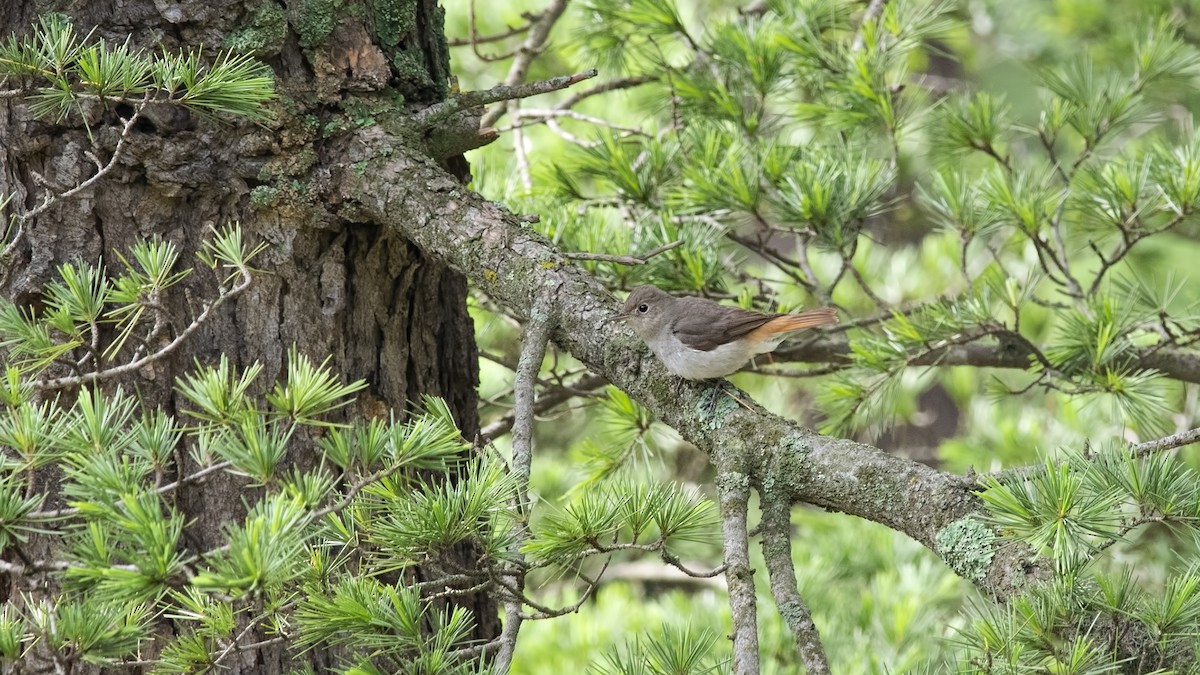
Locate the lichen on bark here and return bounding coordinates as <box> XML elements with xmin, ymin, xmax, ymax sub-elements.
<box><xmin>334</xmin><ymin>132</ymin><xmax>1052</xmax><ymax>600</ymax></box>
<box><xmin>223</xmin><ymin>0</ymin><xmax>288</xmax><ymax>55</ymax></box>
<box><xmin>934</xmin><ymin>515</ymin><xmax>997</xmax><ymax>582</ymax></box>
<box><xmin>0</xmin><ymin>0</ymin><xmax>495</xmax><ymax>671</ymax></box>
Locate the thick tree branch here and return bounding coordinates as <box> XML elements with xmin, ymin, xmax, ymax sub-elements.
<box><xmin>334</xmin><ymin>130</ymin><xmax>1049</xmax><ymax>600</ymax></box>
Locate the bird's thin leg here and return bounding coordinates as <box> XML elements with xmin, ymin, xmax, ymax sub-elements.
<box><xmin>719</xmin><ymin>380</ymin><xmax>756</xmax><ymax>411</ymax></box>
<box><xmin>697</xmin><ymin>380</ymin><xmax>754</xmax><ymax>417</ymax></box>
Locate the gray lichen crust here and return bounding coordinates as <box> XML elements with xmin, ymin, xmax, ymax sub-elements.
<box><xmin>935</xmin><ymin>516</ymin><xmax>997</xmax><ymax>582</ymax></box>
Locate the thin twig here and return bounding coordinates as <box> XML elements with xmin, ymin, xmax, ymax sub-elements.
<box><xmin>31</xmin><ymin>262</ymin><xmax>253</xmax><ymax>391</ymax></box>
<box><xmin>416</xmin><ymin>68</ymin><xmax>598</xmax><ymax>127</ymax></box>
<box><xmin>660</xmin><ymin>551</ymin><xmax>727</xmax><ymax>578</ymax></box>
<box><xmin>517</xmin><ymin>558</ymin><xmax>612</xmax><ymax>619</ymax></box>
<box><xmin>425</xmin><ymin>579</ymin><xmax>493</xmax><ymax>602</ymax></box>
<box><xmin>1131</xmin><ymin>425</ymin><xmax>1200</xmax><ymax>456</ymax></box>
<box><xmin>1086</xmin><ymin>214</ymin><xmax>1184</xmax><ymax>297</ymax></box>
<box><xmin>464</xmin><ymin>0</ymin><xmax>523</xmax><ymax>61</ymax></box>
<box><xmin>211</xmin><ymin>603</ymin><xmax>296</xmax><ymax>669</ymax></box>
<box><xmin>506</xmin><ymin>108</ymin><xmax>652</xmax><ymax>138</ymax></box>
<box><xmin>726</xmin><ymin>230</ymin><xmax>819</xmax><ymax>296</ymax></box>
<box><xmin>21</xmin><ymin>92</ymin><xmax>150</xmax><ymax>224</ymax></box>
<box><xmin>29</xmin><ymin>460</ymin><xmax>234</xmax><ymax>520</ymax></box>
<box><xmin>554</xmin><ymin>76</ymin><xmax>657</xmax><ymax>111</ymax></box>
<box><xmin>512</xmin><ymin>101</ymin><xmax>533</xmax><ymax>191</ymax></box>
<box><xmin>794</xmin><ymin>236</ymin><xmax>828</xmax><ymax>304</ymax></box>
<box><xmin>2</xmin><ymin>95</ymin><xmax>147</xmax><ymax>261</ymax></box>
<box><xmin>450</xmin><ymin>636</ymin><xmax>505</xmax><ymax>661</ymax></box>
<box><xmin>993</xmin><ymin>424</ymin><xmax>1200</xmax><ymax>483</ymax></box>
<box><xmin>449</xmin><ymin>11</ymin><xmax>540</xmax><ymax>47</ymax></box>
<box><xmin>494</xmin><ymin>285</ymin><xmax>557</xmax><ymax>674</ymax></box>
<box><xmin>310</xmin><ymin>459</ymin><xmax>422</xmax><ymax>520</ymax></box>
<box><xmin>541</xmin><ymin>116</ymin><xmax>594</xmax><ymax>146</ymax></box>
<box><xmin>846</xmin><ymin>256</ymin><xmax>889</xmax><ymax>308</ymax></box>
<box><xmin>480</xmin><ymin>0</ymin><xmax>572</xmax><ymax>129</ymax></box>
<box><xmin>852</xmin><ymin>0</ymin><xmax>891</xmax><ymax>52</ymax></box>
<box><xmin>480</xmin><ymin>372</ymin><xmax>609</xmax><ymax>442</ymax></box>
<box><xmin>1089</xmin><ymin>514</ymin><xmax>1166</xmax><ymax>558</ymax></box>
<box><xmin>563</xmin><ymin>239</ymin><xmax>683</xmax><ymax>266</ymax></box>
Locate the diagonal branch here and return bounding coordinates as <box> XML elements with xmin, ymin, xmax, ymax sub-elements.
<box><xmin>760</xmin><ymin>497</ymin><xmax>829</xmax><ymax>674</ymax></box>
<box><xmin>336</xmin><ymin>131</ymin><xmax>1051</xmax><ymax>600</ymax></box>
<box><xmin>3</xmin><ymin>92</ymin><xmax>151</xmax><ymax>262</ymax></box>
<box><xmin>415</xmin><ymin>69</ymin><xmax>598</xmax><ymax>127</ymax></box>
<box><xmin>479</xmin><ymin>0</ymin><xmax>572</xmax><ymax>129</ymax></box>
<box><xmin>554</xmin><ymin>76</ymin><xmax>657</xmax><ymax>111</ymax></box>
<box><xmin>769</xmin><ymin>337</ymin><xmax>1200</xmax><ymax>386</ymax></box>
<box><xmin>479</xmin><ymin>372</ymin><xmax>609</xmax><ymax>443</ymax></box>
<box><xmin>31</xmin><ymin>257</ymin><xmax>254</xmax><ymax>392</ymax></box>
<box><xmin>563</xmin><ymin>239</ymin><xmax>683</xmax><ymax>265</ymax></box>
<box><xmin>448</xmin><ymin>13</ymin><xmax>537</xmax><ymax>48</ymax></box>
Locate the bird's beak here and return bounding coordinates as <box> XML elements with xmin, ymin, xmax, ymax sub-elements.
<box><xmin>605</xmin><ymin>312</ymin><xmax>631</xmax><ymax>325</ymax></box>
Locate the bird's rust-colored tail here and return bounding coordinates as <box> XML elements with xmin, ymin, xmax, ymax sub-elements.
<box><xmin>758</xmin><ymin>307</ymin><xmax>839</xmax><ymax>336</ymax></box>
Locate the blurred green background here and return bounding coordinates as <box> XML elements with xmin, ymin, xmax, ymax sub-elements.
<box><xmin>443</xmin><ymin>1</ymin><xmax>1200</xmax><ymax>671</ymax></box>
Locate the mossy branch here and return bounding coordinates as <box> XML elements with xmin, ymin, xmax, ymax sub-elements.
<box><xmin>414</xmin><ymin>68</ymin><xmax>598</xmax><ymax>127</ymax></box>
<box><xmin>334</xmin><ymin>130</ymin><xmax>1044</xmax><ymax>600</ymax></box>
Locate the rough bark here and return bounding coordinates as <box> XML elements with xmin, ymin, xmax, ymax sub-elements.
<box><xmin>0</xmin><ymin>0</ymin><xmax>496</xmax><ymax>671</ymax></box>
<box><xmin>331</xmin><ymin>129</ymin><xmax>1048</xmax><ymax>600</ymax></box>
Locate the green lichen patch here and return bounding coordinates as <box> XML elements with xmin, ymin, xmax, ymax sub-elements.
<box><xmin>297</xmin><ymin>0</ymin><xmax>339</xmax><ymax>48</ymax></box>
<box><xmin>695</xmin><ymin>387</ymin><xmax>739</xmax><ymax>428</ymax></box>
<box><xmin>249</xmin><ymin>185</ymin><xmax>280</xmax><ymax>207</ymax></box>
<box><xmin>257</xmin><ymin>147</ymin><xmax>317</xmax><ymax>182</ymax></box>
<box><xmin>715</xmin><ymin>470</ymin><xmax>750</xmax><ymax>495</ymax></box>
<box><xmin>370</xmin><ymin>0</ymin><xmax>417</xmax><ymax>47</ymax></box>
<box><xmin>390</xmin><ymin>49</ymin><xmax>436</xmax><ymax>97</ymax></box>
<box><xmin>935</xmin><ymin>516</ymin><xmax>997</xmax><ymax>582</ymax></box>
<box><xmin>224</xmin><ymin>0</ymin><xmax>288</xmax><ymax>56</ymax></box>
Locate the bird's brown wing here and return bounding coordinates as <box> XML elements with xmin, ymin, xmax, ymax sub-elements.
<box><xmin>669</xmin><ymin>299</ymin><xmax>776</xmax><ymax>351</ymax></box>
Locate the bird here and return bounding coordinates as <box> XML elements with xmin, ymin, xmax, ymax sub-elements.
<box><xmin>610</xmin><ymin>285</ymin><xmax>839</xmax><ymax>380</ymax></box>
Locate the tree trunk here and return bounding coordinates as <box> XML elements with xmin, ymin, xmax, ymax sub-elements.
<box><xmin>0</xmin><ymin>0</ymin><xmax>497</xmax><ymax>671</ymax></box>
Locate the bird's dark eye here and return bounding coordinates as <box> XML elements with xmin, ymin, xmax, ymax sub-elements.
<box><xmin>637</xmin><ymin>303</ymin><xmax>649</xmax><ymax>313</ymax></box>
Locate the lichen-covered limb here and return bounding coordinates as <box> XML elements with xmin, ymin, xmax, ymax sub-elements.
<box><xmin>760</xmin><ymin>496</ymin><xmax>829</xmax><ymax>674</ymax></box>
<box><xmin>333</xmin><ymin>129</ymin><xmax>1046</xmax><ymax>599</ymax></box>
<box><xmin>716</xmin><ymin>467</ymin><xmax>759</xmax><ymax>675</ymax></box>
<box><xmin>416</xmin><ymin>68</ymin><xmax>597</xmax><ymax>126</ymax></box>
